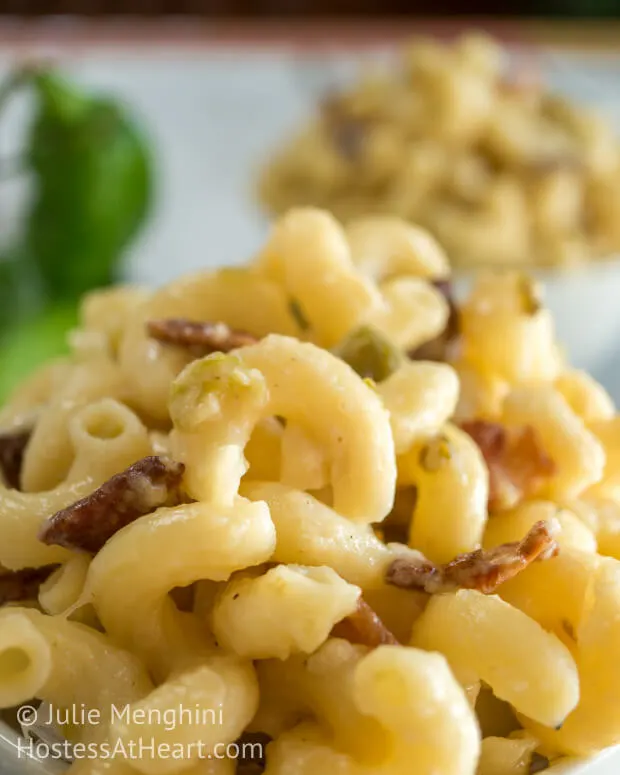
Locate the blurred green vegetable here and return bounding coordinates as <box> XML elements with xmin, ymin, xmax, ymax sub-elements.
<box><xmin>0</xmin><ymin>257</ymin><xmax>22</xmax><ymax>332</ymax></box>
<box><xmin>0</xmin><ymin>245</ymin><xmax>43</xmax><ymax>330</ymax></box>
<box><xmin>25</xmin><ymin>70</ymin><xmax>152</xmax><ymax>298</ymax></box>
<box><xmin>0</xmin><ymin>64</ymin><xmax>153</xmax><ymax>401</ymax></box>
<box><xmin>0</xmin><ymin>303</ymin><xmax>78</xmax><ymax>399</ymax></box>
<box><xmin>332</xmin><ymin>326</ymin><xmax>404</xmax><ymax>383</ymax></box>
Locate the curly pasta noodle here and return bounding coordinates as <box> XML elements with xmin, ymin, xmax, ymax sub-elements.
<box><xmin>1</xmin><ymin>208</ymin><xmax>620</xmax><ymax>775</ymax></box>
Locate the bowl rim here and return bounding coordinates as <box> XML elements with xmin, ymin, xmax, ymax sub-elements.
<box><xmin>451</xmin><ymin>254</ymin><xmax>620</xmax><ymax>282</ymax></box>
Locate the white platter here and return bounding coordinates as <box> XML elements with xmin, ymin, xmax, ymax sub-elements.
<box><xmin>550</xmin><ymin>746</ymin><xmax>620</xmax><ymax>773</ymax></box>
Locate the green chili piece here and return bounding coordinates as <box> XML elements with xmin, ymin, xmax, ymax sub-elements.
<box><xmin>333</xmin><ymin>326</ymin><xmax>404</xmax><ymax>382</ymax></box>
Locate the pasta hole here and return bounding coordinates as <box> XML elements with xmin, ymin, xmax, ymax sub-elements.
<box><xmin>475</xmin><ymin>686</ymin><xmax>520</xmax><ymax>738</ymax></box>
<box><xmin>0</xmin><ymin>647</ymin><xmax>31</xmax><ymax>679</ymax></box>
<box><xmin>83</xmin><ymin>415</ymin><xmax>125</xmax><ymax>440</ymax></box>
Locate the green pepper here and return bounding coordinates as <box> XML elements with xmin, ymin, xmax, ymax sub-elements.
<box><xmin>0</xmin><ymin>247</ymin><xmax>42</xmax><ymax>331</ymax></box>
<box><xmin>332</xmin><ymin>326</ymin><xmax>405</xmax><ymax>382</ymax></box>
<box><xmin>0</xmin><ymin>259</ymin><xmax>20</xmax><ymax>332</ymax></box>
<box><xmin>23</xmin><ymin>70</ymin><xmax>152</xmax><ymax>298</ymax></box>
<box><xmin>0</xmin><ymin>302</ymin><xmax>78</xmax><ymax>403</ymax></box>
<box><xmin>0</xmin><ymin>65</ymin><xmax>153</xmax><ymax>397</ymax></box>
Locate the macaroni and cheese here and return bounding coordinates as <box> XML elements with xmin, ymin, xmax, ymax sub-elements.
<box><xmin>259</xmin><ymin>34</ymin><xmax>620</xmax><ymax>268</ymax></box>
<box><xmin>1</xmin><ymin>208</ymin><xmax>620</xmax><ymax>775</ymax></box>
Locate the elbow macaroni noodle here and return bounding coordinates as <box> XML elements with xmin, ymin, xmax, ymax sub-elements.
<box><xmin>169</xmin><ymin>334</ymin><xmax>396</xmax><ymax>522</ymax></box>
<box><xmin>0</xmin><ymin>399</ymin><xmax>152</xmax><ymax>571</ymax></box>
<box><xmin>1</xmin><ymin>207</ymin><xmax>620</xmax><ymax>774</ymax></box>
<box><xmin>399</xmin><ymin>423</ymin><xmax>489</xmax><ymax>563</ymax></box>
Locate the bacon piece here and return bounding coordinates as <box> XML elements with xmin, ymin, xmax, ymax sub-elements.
<box><xmin>330</xmin><ymin>119</ymin><xmax>368</xmax><ymax>162</ymax></box>
<box><xmin>38</xmin><ymin>456</ymin><xmax>186</xmax><ymax>554</ymax></box>
<box><xmin>321</xmin><ymin>94</ymin><xmax>369</xmax><ymax>162</ymax></box>
<box><xmin>386</xmin><ymin>520</ymin><xmax>559</xmax><ymax>595</ymax></box>
<box><xmin>408</xmin><ymin>279</ymin><xmax>460</xmax><ymax>362</ymax></box>
<box><xmin>147</xmin><ymin>319</ymin><xmax>257</xmax><ymax>357</ymax></box>
<box><xmin>459</xmin><ymin>420</ymin><xmax>556</xmax><ymax>512</ymax></box>
<box><xmin>0</xmin><ymin>428</ymin><xmax>32</xmax><ymax>490</ymax></box>
<box><xmin>331</xmin><ymin>597</ymin><xmax>399</xmax><ymax>647</ymax></box>
<box><xmin>0</xmin><ymin>565</ymin><xmax>58</xmax><ymax>605</ymax></box>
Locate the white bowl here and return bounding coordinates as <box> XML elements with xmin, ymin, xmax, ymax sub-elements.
<box><xmin>453</xmin><ymin>257</ymin><xmax>620</xmax><ymax>380</ymax></box>
<box><xmin>549</xmin><ymin>747</ymin><xmax>620</xmax><ymax>773</ymax></box>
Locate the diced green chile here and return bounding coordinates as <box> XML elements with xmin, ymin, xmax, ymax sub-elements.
<box><xmin>332</xmin><ymin>326</ymin><xmax>404</xmax><ymax>382</ymax></box>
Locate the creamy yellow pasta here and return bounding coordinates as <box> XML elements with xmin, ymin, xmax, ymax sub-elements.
<box><xmin>1</xmin><ymin>207</ymin><xmax>619</xmax><ymax>775</ymax></box>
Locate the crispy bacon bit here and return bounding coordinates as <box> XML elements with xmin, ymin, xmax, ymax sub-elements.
<box><xmin>147</xmin><ymin>319</ymin><xmax>257</xmax><ymax>357</ymax></box>
<box><xmin>0</xmin><ymin>565</ymin><xmax>58</xmax><ymax>605</ymax></box>
<box><xmin>331</xmin><ymin>597</ymin><xmax>399</xmax><ymax>647</ymax></box>
<box><xmin>322</xmin><ymin>95</ymin><xmax>369</xmax><ymax>162</ymax></box>
<box><xmin>408</xmin><ymin>279</ymin><xmax>460</xmax><ymax>362</ymax></box>
<box><xmin>386</xmin><ymin>520</ymin><xmax>559</xmax><ymax>595</ymax></box>
<box><xmin>0</xmin><ymin>428</ymin><xmax>32</xmax><ymax>490</ymax></box>
<box><xmin>459</xmin><ymin>420</ymin><xmax>556</xmax><ymax>512</ymax></box>
<box><xmin>330</xmin><ymin>119</ymin><xmax>368</xmax><ymax>162</ymax></box>
<box><xmin>38</xmin><ymin>456</ymin><xmax>186</xmax><ymax>554</ymax></box>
